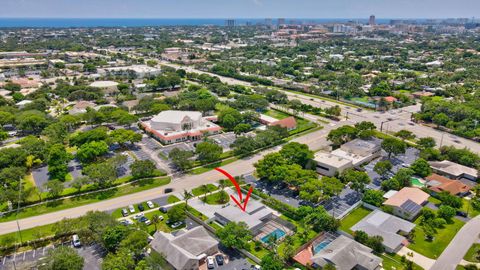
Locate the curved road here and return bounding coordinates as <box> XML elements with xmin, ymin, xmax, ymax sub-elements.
<box><xmin>430</xmin><ymin>215</ymin><xmax>480</xmax><ymax>270</ymax></box>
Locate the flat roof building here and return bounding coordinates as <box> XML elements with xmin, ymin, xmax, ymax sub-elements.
<box><xmin>351</xmin><ymin>209</ymin><xmax>415</xmax><ymax>253</ymax></box>
<box><xmin>429</xmin><ymin>160</ymin><xmax>478</xmax><ymax>181</ymax></box>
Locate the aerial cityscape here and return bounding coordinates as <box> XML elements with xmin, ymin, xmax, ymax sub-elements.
<box><xmin>0</xmin><ymin>1</ymin><xmax>480</xmax><ymax>270</ymax></box>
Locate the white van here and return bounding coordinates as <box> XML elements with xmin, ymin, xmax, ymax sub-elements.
<box><xmin>72</xmin><ymin>234</ymin><xmax>81</xmax><ymax>248</ymax></box>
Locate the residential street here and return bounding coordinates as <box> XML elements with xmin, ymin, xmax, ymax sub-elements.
<box><xmin>430</xmin><ymin>215</ymin><xmax>480</xmax><ymax>270</ymax></box>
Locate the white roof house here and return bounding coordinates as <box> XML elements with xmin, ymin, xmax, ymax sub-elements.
<box><xmin>312</xmin><ymin>235</ymin><xmax>382</xmax><ymax>270</ymax></box>
<box><xmin>214</xmin><ymin>199</ymin><xmax>275</xmax><ymax>232</ymax></box>
<box><xmin>429</xmin><ymin>160</ymin><xmax>478</xmax><ymax>181</ymax></box>
<box><xmin>150</xmin><ymin>226</ymin><xmax>219</xmax><ymax>270</ymax></box>
<box><xmin>351</xmin><ymin>209</ymin><xmax>415</xmax><ymax>252</ymax></box>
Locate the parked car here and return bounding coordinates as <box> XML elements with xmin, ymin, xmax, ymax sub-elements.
<box><xmin>457</xmin><ymin>210</ymin><xmax>468</xmax><ymax>218</ymax></box>
<box><xmin>159</xmin><ymin>207</ymin><xmax>168</xmax><ymax>213</ymax></box>
<box><xmin>165</xmin><ymin>188</ymin><xmax>174</xmax><ymax>193</ymax></box>
<box><xmin>120</xmin><ymin>219</ymin><xmax>134</xmax><ymax>226</ymax></box>
<box><xmin>207</xmin><ymin>256</ymin><xmax>215</xmax><ymax>269</ymax></box>
<box><xmin>215</xmin><ymin>254</ymin><xmax>224</xmax><ymax>265</ymax></box>
<box><xmin>158</xmin><ymin>215</ymin><xmax>164</xmax><ymax>221</ymax></box>
<box><xmin>147</xmin><ymin>201</ymin><xmax>154</xmax><ymax>209</ymax></box>
<box><xmin>171</xmin><ymin>221</ymin><xmax>184</xmax><ymax>229</ymax></box>
<box><xmin>139</xmin><ymin>216</ymin><xmax>151</xmax><ymax>225</ymax></box>
<box><xmin>138</xmin><ymin>204</ymin><xmax>145</xmax><ymax>212</ymax></box>
<box><xmin>134</xmin><ymin>213</ymin><xmax>144</xmax><ymax>220</ymax></box>
<box><xmin>72</xmin><ymin>234</ymin><xmax>81</xmax><ymax>248</ymax></box>
<box><xmin>128</xmin><ymin>205</ymin><xmax>135</xmax><ymax>213</ymax></box>
<box><xmin>121</xmin><ymin>208</ymin><xmax>129</xmax><ymax>217</ymax></box>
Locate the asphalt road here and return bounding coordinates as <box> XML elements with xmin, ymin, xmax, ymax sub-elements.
<box><xmin>429</xmin><ymin>215</ymin><xmax>480</xmax><ymax>270</ymax></box>
<box><xmin>0</xmin><ymin>122</ymin><xmax>343</xmax><ymax>235</ymax></box>
<box><xmin>159</xmin><ymin>61</ymin><xmax>480</xmax><ymax>154</ymax></box>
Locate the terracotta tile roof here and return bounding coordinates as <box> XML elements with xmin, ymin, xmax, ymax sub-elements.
<box><xmin>426</xmin><ymin>173</ymin><xmax>472</xmax><ymax>195</ymax></box>
<box><xmin>383</xmin><ymin>187</ymin><xmax>429</xmax><ymax>207</ymax></box>
<box><xmin>270</xmin><ymin>116</ymin><xmax>297</xmax><ymax>129</ymax></box>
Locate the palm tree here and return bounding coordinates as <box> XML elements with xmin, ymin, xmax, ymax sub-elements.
<box><xmin>218</xmin><ymin>179</ymin><xmax>228</xmax><ymax>203</ymax></box>
<box><xmin>182</xmin><ymin>189</ymin><xmax>193</xmax><ymax>209</ymax></box>
<box><xmin>151</xmin><ymin>214</ymin><xmax>161</xmax><ymax>231</ymax></box>
<box><xmin>201</xmin><ymin>184</ymin><xmax>209</xmax><ymax>202</ymax></box>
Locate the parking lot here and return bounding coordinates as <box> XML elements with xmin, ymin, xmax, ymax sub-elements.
<box><xmin>32</xmin><ymin>158</ymin><xmax>84</xmax><ymax>191</ymax></box>
<box><xmin>0</xmin><ymin>243</ymin><xmax>105</xmax><ymax>270</ymax></box>
<box><xmin>320</xmin><ymin>187</ymin><xmax>361</xmax><ymax>219</ymax></box>
<box><xmin>209</xmin><ymin>132</ymin><xmax>237</xmax><ymax>151</ymax></box>
<box><xmin>199</xmin><ymin>245</ymin><xmax>253</xmax><ymax>270</ymax></box>
<box><xmin>254</xmin><ymin>180</ymin><xmax>302</xmax><ymax>208</ymax></box>
<box><xmin>159</xmin><ymin>142</ymin><xmax>196</xmax><ymax>158</ymax></box>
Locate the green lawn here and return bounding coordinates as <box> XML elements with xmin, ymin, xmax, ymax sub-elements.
<box><xmin>408</xmin><ymin>216</ymin><xmax>465</xmax><ymax>259</ymax></box>
<box><xmin>190</xmin><ymin>157</ymin><xmax>239</xmax><ymax>175</ymax></box>
<box><xmin>0</xmin><ymin>177</ymin><xmax>171</xmax><ymax>223</ymax></box>
<box><xmin>191</xmin><ymin>184</ymin><xmax>218</xmax><ymax>196</ymax></box>
<box><xmin>204</xmin><ymin>191</ymin><xmax>229</xmax><ymax>205</ymax></box>
<box><xmin>264</xmin><ymin>109</ymin><xmax>290</xmax><ymax>120</ymax></box>
<box><xmin>0</xmin><ymin>223</ymin><xmax>55</xmax><ymax>247</ymax></box>
<box><xmin>339</xmin><ymin>206</ymin><xmax>372</xmax><ymax>234</ymax></box>
<box><xmin>380</xmin><ymin>253</ymin><xmax>424</xmax><ymax>270</ymax></box>
<box><xmin>461</xmin><ymin>199</ymin><xmax>480</xmax><ymax>218</ymax></box>
<box><xmin>464</xmin><ymin>243</ymin><xmax>480</xmax><ymax>263</ymax></box>
<box><xmin>167</xmin><ymin>195</ymin><xmax>181</xmax><ymax>204</ymax></box>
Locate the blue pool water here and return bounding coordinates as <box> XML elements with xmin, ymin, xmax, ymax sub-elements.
<box><xmin>313</xmin><ymin>240</ymin><xmax>332</xmax><ymax>254</ymax></box>
<box><xmin>260</xmin><ymin>229</ymin><xmax>286</xmax><ymax>243</ymax></box>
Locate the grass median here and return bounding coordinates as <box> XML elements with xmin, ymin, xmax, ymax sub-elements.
<box><xmin>0</xmin><ymin>177</ymin><xmax>171</xmax><ymax>223</ymax></box>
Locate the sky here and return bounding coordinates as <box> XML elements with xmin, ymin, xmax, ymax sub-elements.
<box><xmin>1</xmin><ymin>0</ymin><xmax>479</xmax><ymax>19</ymax></box>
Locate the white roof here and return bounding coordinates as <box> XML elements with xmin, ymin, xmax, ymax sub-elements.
<box><xmin>16</xmin><ymin>100</ymin><xmax>33</xmax><ymax>105</ymax></box>
<box><xmin>89</xmin><ymin>81</ymin><xmax>119</xmax><ymax>88</ymax></box>
<box><xmin>151</xmin><ymin>110</ymin><xmax>202</xmax><ymax>124</ymax></box>
<box><xmin>383</xmin><ymin>190</ymin><xmax>398</xmax><ymax>199</ymax></box>
<box><xmin>314</xmin><ymin>152</ymin><xmax>352</xmax><ymax>167</ymax></box>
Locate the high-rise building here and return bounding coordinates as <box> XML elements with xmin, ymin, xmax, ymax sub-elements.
<box><xmin>369</xmin><ymin>15</ymin><xmax>376</xmax><ymax>26</ymax></box>
<box><xmin>225</xmin><ymin>19</ymin><xmax>236</xmax><ymax>27</ymax></box>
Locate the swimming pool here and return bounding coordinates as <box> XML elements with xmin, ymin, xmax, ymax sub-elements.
<box><xmin>411</xmin><ymin>177</ymin><xmax>425</xmax><ymax>188</ymax></box>
<box><xmin>313</xmin><ymin>240</ymin><xmax>332</xmax><ymax>254</ymax></box>
<box><xmin>260</xmin><ymin>229</ymin><xmax>286</xmax><ymax>243</ymax></box>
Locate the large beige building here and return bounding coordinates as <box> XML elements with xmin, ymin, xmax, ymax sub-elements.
<box><xmin>141</xmin><ymin>110</ymin><xmax>221</xmax><ymax>144</ymax></box>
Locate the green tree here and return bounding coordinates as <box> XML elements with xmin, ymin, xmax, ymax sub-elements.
<box><xmin>47</xmin><ymin>143</ymin><xmax>72</xmax><ymax>181</ymax></box>
<box><xmin>362</xmin><ymin>190</ymin><xmax>385</xmax><ymax>206</ymax></box>
<box><xmin>231</xmin><ymin>136</ymin><xmax>258</xmax><ymax>156</ymax></box>
<box><xmin>342</xmin><ymin>169</ymin><xmax>371</xmax><ymax>193</ymax></box>
<box><xmin>381</xmin><ymin>138</ymin><xmax>406</xmax><ymax>159</ymax></box>
<box><xmin>305</xmin><ymin>207</ymin><xmax>339</xmax><ymax>232</ymax></box>
<box><xmin>233</xmin><ymin>123</ymin><xmax>252</xmax><ymax>135</ymax></box>
<box><xmin>102</xmin><ymin>225</ymin><xmax>129</xmax><ymax>252</ymax></box>
<box><xmin>279</xmin><ymin>142</ymin><xmax>314</xmax><ymax>168</ymax></box>
<box><xmin>130</xmin><ymin>160</ymin><xmax>156</xmax><ymax>179</ymax></box>
<box><xmin>395</xmin><ymin>130</ymin><xmax>416</xmax><ymax>141</ymax></box>
<box><xmin>254</xmin><ymin>152</ymin><xmax>287</xmax><ymax>181</ymax></box>
<box><xmin>167</xmin><ymin>205</ymin><xmax>186</xmax><ymax>223</ymax></box>
<box><xmin>327</xmin><ymin>125</ymin><xmax>357</xmax><ymax>146</ymax></box>
<box><xmin>168</xmin><ymin>148</ymin><xmax>194</xmax><ymax>171</ymax></box>
<box><xmin>216</xmin><ymin>222</ymin><xmax>252</xmax><ymax>249</ymax></box>
<box><xmin>418</xmin><ymin>137</ymin><xmax>436</xmax><ymax>149</ymax></box>
<box><xmin>44</xmin><ymin>179</ymin><xmax>64</xmax><ymax>198</ymax></box>
<box><xmin>432</xmin><ymin>113</ymin><xmax>449</xmax><ymax>128</ymax></box>
<box><xmin>410</xmin><ymin>158</ymin><xmax>432</xmax><ymax>177</ymax></box>
<box><xmin>119</xmin><ymin>230</ymin><xmax>148</xmax><ymax>259</ymax></box>
<box><xmin>76</xmin><ymin>140</ymin><xmax>109</xmax><ymax>163</ymax></box>
<box><xmin>438</xmin><ymin>205</ymin><xmax>456</xmax><ymax>222</ymax></box>
<box><xmin>374</xmin><ymin>160</ymin><xmax>393</xmax><ymax>177</ymax></box>
<box><xmin>39</xmin><ymin>246</ymin><xmax>84</xmax><ymax>270</ymax></box>
<box><xmin>260</xmin><ymin>252</ymin><xmax>284</xmax><ymax>270</ymax></box>
<box><xmin>196</xmin><ymin>141</ymin><xmax>222</xmax><ymax>164</ymax></box>
<box><xmin>110</xmin><ymin>129</ymin><xmax>142</xmax><ymax>147</ymax></box>
<box><xmin>102</xmin><ymin>249</ymin><xmax>135</xmax><ymax>270</ymax></box>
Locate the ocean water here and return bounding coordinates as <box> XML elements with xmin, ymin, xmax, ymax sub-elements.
<box><xmin>0</xmin><ymin>18</ymin><xmax>392</xmax><ymax>28</ymax></box>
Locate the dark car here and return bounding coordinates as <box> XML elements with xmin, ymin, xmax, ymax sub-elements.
<box><xmin>121</xmin><ymin>208</ymin><xmax>128</xmax><ymax>217</ymax></box>
<box><xmin>457</xmin><ymin>211</ymin><xmax>468</xmax><ymax>218</ymax></box>
<box><xmin>137</xmin><ymin>204</ymin><xmax>145</xmax><ymax>212</ymax></box>
<box><xmin>159</xmin><ymin>207</ymin><xmax>168</xmax><ymax>213</ymax></box>
<box><xmin>165</xmin><ymin>188</ymin><xmax>174</xmax><ymax>193</ymax></box>
<box><xmin>215</xmin><ymin>254</ymin><xmax>224</xmax><ymax>265</ymax></box>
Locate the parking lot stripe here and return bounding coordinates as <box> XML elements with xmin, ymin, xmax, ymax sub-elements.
<box><xmin>32</xmin><ymin>249</ymin><xmax>36</xmax><ymax>258</ymax></box>
<box><xmin>42</xmin><ymin>247</ymin><xmax>46</xmax><ymax>255</ymax></box>
<box><xmin>22</xmin><ymin>252</ymin><xmax>26</xmax><ymax>261</ymax></box>
<box><xmin>2</xmin><ymin>256</ymin><xmax>6</xmax><ymax>265</ymax></box>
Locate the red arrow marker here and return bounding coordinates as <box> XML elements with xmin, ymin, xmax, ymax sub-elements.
<box><xmin>214</xmin><ymin>167</ymin><xmax>253</xmax><ymax>212</ymax></box>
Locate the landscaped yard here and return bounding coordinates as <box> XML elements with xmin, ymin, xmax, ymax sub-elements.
<box><xmin>380</xmin><ymin>253</ymin><xmax>424</xmax><ymax>270</ymax></box>
<box><xmin>0</xmin><ymin>177</ymin><xmax>171</xmax><ymax>223</ymax></box>
<box><xmin>0</xmin><ymin>223</ymin><xmax>55</xmax><ymax>248</ymax></box>
<box><xmin>191</xmin><ymin>184</ymin><xmax>218</xmax><ymax>196</ymax></box>
<box><xmin>464</xmin><ymin>243</ymin><xmax>480</xmax><ymax>263</ymax></box>
<box><xmin>408</xmin><ymin>216</ymin><xmax>465</xmax><ymax>259</ymax></box>
<box><xmin>339</xmin><ymin>206</ymin><xmax>372</xmax><ymax>234</ymax></box>
<box><xmin>204</xmin><ymin>191</ymin><xmax>229</xmax><ymax>205</ymax></box>
<box><xmin>167</xmin><ymin>195</ymin><xmax>181</xmax><ymax>204</ymax></box>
